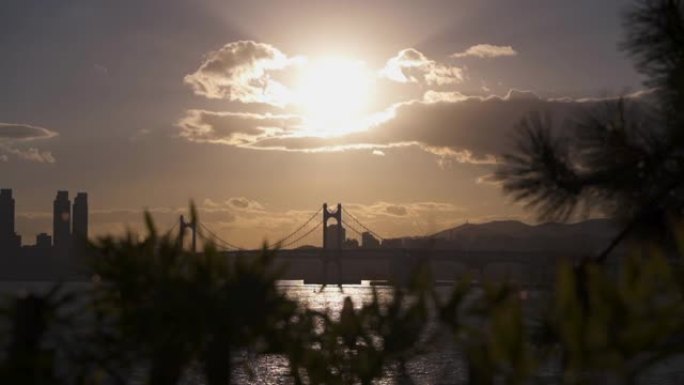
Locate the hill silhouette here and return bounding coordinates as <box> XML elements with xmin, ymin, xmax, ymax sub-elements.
<box><xmin>427</xmin><ymin>218</ymin><xmax>616</xmax><ymax>253</ymax></box>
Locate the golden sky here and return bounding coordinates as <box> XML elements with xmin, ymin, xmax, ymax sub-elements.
<box><xmin>0</xmin><ymin>0</ymin><xmax>645</xmax><ymax>247</ymax></box>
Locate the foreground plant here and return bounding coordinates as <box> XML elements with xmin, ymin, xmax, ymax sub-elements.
<box><xmin>87</xmin><ymin>211</ymin><xmax>297</xmax><ymax>385</ymax></box>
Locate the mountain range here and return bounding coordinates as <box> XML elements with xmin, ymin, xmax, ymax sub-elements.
<box><xmin>419</xmin><ymin>218</ymin><xmax>617</xmax><ymax>254</ymax></box>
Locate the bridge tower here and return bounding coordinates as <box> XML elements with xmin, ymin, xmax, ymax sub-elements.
<box><xmin>179</xmin><ymin>215</ymin><xmax>197</xmax><ymax>253</ymax></box>
<box><xmin>322</xmin><ymin>203</ymin><xmax>343</xmax><ymax>250</ymax></box>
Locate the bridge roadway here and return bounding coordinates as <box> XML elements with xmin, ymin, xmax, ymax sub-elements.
<box><xmin>221</xmin><ymin>248</ymin><xmax>572</xmax><ymax>286</ymax></box>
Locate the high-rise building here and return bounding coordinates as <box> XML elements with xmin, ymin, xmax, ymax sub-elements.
<box><xmin>0</xmin><ymin>189</ymin><xmax>14</xmax><ymax>240</ymax></box>
<box><xmin>361</xmin><ymin>231</ymin><xmax>380</xmax><ymax>248</ymax></box>
<box><xmin>0</xmin><ymin>189</ymin><xmax>20</xmax><ymax>250</ymax></box>
<box><xmin>53</xmin><ymin>191</ymin><xmax>71</xmax><ymax>249</ymax></box>
<box><xmin>72</xmin><ymin>192</ymin><xmax>88</xmax><ymax>241</ymax></box>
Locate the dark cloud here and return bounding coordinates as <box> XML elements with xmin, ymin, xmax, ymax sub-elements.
<box><xmin>243</xmin><ymin>91</ymin><xmax>604</xmax><ymax>162</ymax></box>
<box><xmin>229</xmin><ymin>198</ymin><xmax>250</xmax><ymax>209</ymax></box>
<box><xmin>178</xmin><ymin>109</ymin><xmax>302</xmax><ymax>145</ymax></box>
<box><xmin>177</xmin><ymin>90</ymin><xmax>651</xmax><ymax>164</ymax></box>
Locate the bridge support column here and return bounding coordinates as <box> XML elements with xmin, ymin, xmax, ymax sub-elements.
<box><xmin>179</xmin><ymin>215</ymin><xmax>197</xmax><ymax>253</ymax></box>
<box><xmin>322</xmin><ymin>203</ymin><xmax>343</xmax><ymax>250</ymax></box>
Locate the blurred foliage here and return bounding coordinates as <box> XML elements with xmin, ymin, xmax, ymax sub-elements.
<box><xmin>495</xmin><ymin>0</ymin><xmax>684</xmax><ymax>260</ymax></box>
<box><xmin>550</xmin><ymin>253</ymin><xmax>684</xmax><ymax>383</ymax></box>
<box><xmin>0</xmin><ymin>210</ymin><xmax>682</xmax><ymax>385</ymax></box>
<box><xmin>83</xmin><ymin>210</ymin><xmax>298</xmax><ymax>385</ymax></box>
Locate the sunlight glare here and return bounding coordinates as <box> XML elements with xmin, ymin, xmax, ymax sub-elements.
<box><xmin>295</xmin><ymin>57</ymin><xmax>373</xmax><ymax>135</ymax></box>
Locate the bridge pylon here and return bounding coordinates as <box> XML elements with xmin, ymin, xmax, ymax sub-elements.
<box><xmin>322</xmin><ymin>203</ymin><xmax>343</xmax><ymax>250</ymax></box>
<box><xmin>179</xmin><ymin>215</ymin><xmax>197</xmax><ymax>253</ymax></box>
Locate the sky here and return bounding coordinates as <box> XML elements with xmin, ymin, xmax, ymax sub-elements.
<box><xmin>0</xmin><ymin>0</ymin><xmax>646</xmax><ymax>248</ymax></box>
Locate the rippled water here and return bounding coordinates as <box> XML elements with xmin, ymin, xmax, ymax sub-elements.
<box><xmin>230</xmin><ymin>282</ymin><xmax>466</xmax><ymax>385</ymax></box>
<box><xmin>0</xmin><ymin>281</ymin><xmax>682</xmax><ymax>384</ymax></box>
<box><xmin>199</xmin><ymin>282</ymin><xmax>684</xmax><ymax>385</ymax></box>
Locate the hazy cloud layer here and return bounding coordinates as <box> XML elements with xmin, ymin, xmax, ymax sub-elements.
<box><xmin>0</xmin><ymin>123</ymin><xmax>58</xmax><ymax>163</ymax></box>
<box><xmin>451</xmin><ymin>44</ymin><xmax>517</xmax><ymax>59</ymax></box>
<box><xmin>178</xmin><ymin>110</ymin><xmax>302</xmax><ymax>146</ymax></box>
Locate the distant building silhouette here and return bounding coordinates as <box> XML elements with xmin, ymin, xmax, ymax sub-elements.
<box><xmin>0</xmin><ymin>189</ymin><xmax>21</xmax><ymax>251</ymax></box>
<box><xmin>73</xmin><ymin>192</ymin><xmax>88</xmax><ymax>241</ymax></box>
<box><xmin>381</xmin><ymin>238</ymin><xmax>403</xmax><ymax>248</ymax></box>
<box><xmin>53</xmin><ymin>191</ymin><xmax>71</xmax><ymax>250</ymax></box>
<box><xmin>35</xmin><ymin>233</ymin><xmax>52</xmax><ymax>249</ymax></box>
<box><xmin>361</xmin><ymin>231</ymin><xmax>380</xmax><ymax>248</ymax></box>
<box><xmin>343</xmin><ymin>238</ymin><xmax>359</xmax><ymax>249</ymax></box>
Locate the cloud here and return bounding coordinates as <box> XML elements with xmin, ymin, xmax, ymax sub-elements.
<box><xmin>0</xmin><ymin>123</ymin><xmax>57</xmax><ymax>141</ymax></box>
<box><xmin>422</xmin><ymin>91</ymin><xmax>469</xmax><ymax>103</ymax></box>
<box><xmin>476</xmin><ymin>173</ymin><xmax>501</xmax><ymax>186</ymax></box>
<box><xmin>226</xmin><ymin>197</ymin><xmax>265</xmax><ymax>211</ymax></box>
<box><xmin>385</xmin><ymin>205</ymin><xmax>408</xmax><ymax>216</ymax></box>
<box><xmin>380</xmin><ymin>48</ymin><xmax>463</xmax><ymax>86</ymax></box>
<box><xmin>228</xmin><ymin>90</ymin><xmax>588</xmax><ymax>162</ymax></box>
<box><xmin>1</xmin><ymin>146</ymin><xmax>56</xmax><ymax>163</ymax></box>
<box><xmin>343</xmin><ymin>201</ymin><xmax>466</xmax><ymax>237</ymax></box>
<box><xmin>183</xmin><ymin>40</ymin><xmax>300</xmax><ymax>106</ymax></box>
<box><xmin>177</xmin><ymin>109</ymin><xmax>302</xmax><ymax>146</ymax></box>
<box><xmin>451</xmin><ymin>44</ymin><xmax>518</xmax><ymax>59</ymax></box>
<box><xmin>178</xmin><ymin>90</ymin><xmax>651</xmax><ymax>165</ymax></box>
<box><xmin>0</xmin><ymin>123</ymin><xmax>58</xmax><ymax>163</ymax></box>
<box><xmin>180</xmin><ymin>41</ymin><xmax>653</xmax><ymax>166</ymax></box>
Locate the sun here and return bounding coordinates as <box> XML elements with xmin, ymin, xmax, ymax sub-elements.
<box><xmin>294</xmin><ymin>57</ymin><xmax>373</xmax><ymax>135</ymax></box>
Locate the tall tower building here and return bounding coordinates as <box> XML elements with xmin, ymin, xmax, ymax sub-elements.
<box><xmin>53</xmin><ymin>191</ymin><xmax>71</xmax><ymax>249</ymax></box>
<box><xmin>72</xmin><ymin>192</ymin><xmax>88</xmax><ymax>241</ymax></box>
<box><xmin>0</xmin><ymin>189</ymin><xmax>19</xmax><ymax>249</ymax></box>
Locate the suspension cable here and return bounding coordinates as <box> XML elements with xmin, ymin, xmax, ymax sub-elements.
<box><xmin>341</xmin><ymin>219</ymin><xmax>365</xmax><ymax>237</ymax></box>
<box><xmin>198</xmin><ymin>222</ymin><xmax>245</xmax><ymax>251</ymax></box>
<box><xmin>167</xmin><ymin>220</ymin><xmax>179</xmax><ymax>236</ymax></box>
<box><xmin>275</xmin><ymin>207</ymin><xmax>323</xmax><ymax>245</ymax></box>
<box><xmin>280</xmin><ymin>221</ymin><xmax>323</xmax><ymax>249</ymax></box>
<box><xmin>341</xmin><ymin>207</ymin><xmax>385</xmax><ymax>240</ymax></box>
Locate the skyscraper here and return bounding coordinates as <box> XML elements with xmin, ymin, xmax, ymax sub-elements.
<box><xmin>53</xmin><ymin>191</ymin><xmax>71</xmax><ymax>249</ymax></box>
<box><xmin>0</xmin><ymin>189</ymin><xmax>20</xmax><ymax>250</ymax></box>
<box><xmin>72</xmin><ymin>192</ymin><xmax>88</xmax><ymax>241</ymax></box>
<box><xmin>361</xmin><ymin>231</ymin><xmax>380</xmax><ymax>248</ymax></box>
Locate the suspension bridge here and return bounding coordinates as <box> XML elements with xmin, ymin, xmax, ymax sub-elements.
<box><xmin>176</xmin><ymin>203</ymin><xmax>384</xmax><ymax>252</ymax></box>
<box><xmin>175</xmin><ymin>203</ymin><xmax>562</xmax><ymax>286</ymax></box>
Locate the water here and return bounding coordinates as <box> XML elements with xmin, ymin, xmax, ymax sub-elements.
<box><xmin>228</xmin><ymin>282</ymin><xmax>468</xmax><ymax>385</ymax></box>
<box><xmin>0</xmin><ymin>281</ymin><xmax>682</xmax><ymax>384</ymax></box>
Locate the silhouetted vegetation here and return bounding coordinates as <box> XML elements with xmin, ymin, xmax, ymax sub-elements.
<box><xmin>496</xmin><ymin>0</ymin><xmax>684</xmax><ymax>262</ymax></box>
<box><xmin>1</xmin><ymin>216</ymin><xmax>682</xmax><ymax>384</ymax></box>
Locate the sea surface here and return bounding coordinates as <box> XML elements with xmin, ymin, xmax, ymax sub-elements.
<box><xmin>0</xmin><ymin>281</ymin><xmax>682</xmax><ymax>384</ymax></box>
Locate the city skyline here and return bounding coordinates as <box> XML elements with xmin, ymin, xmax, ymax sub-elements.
<box><xmin>0</xmin><ymin>188</ymin><xmax>88</xmax><ymax>249</ymax></box>
<box><xmin>1</xmin><ymin>0</ymin><xmax>645</xmax><ymax>248</ymax></box>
